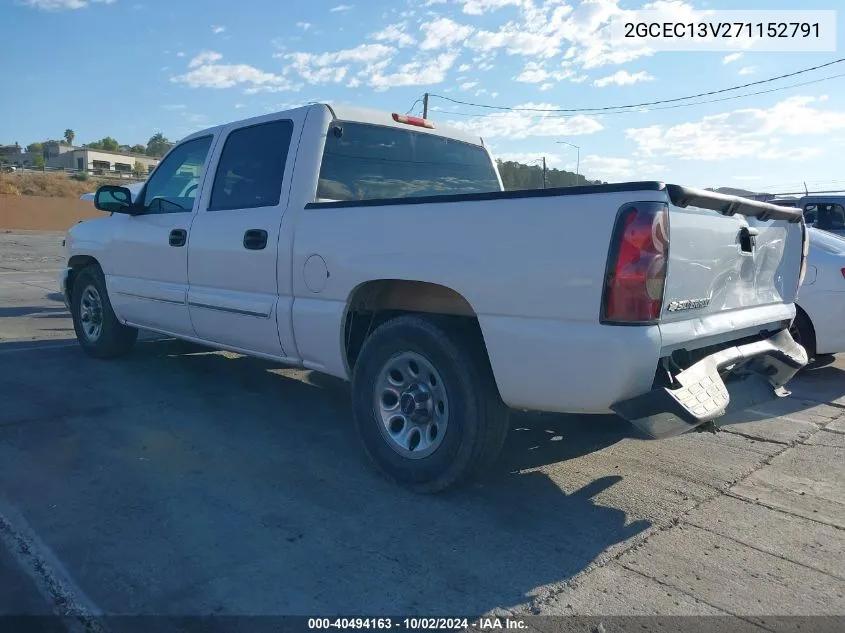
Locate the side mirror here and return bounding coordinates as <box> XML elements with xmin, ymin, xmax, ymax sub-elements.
<box><xmin>94</xmin><ymin>185</ymin><xmax>135</xmax><ymax>214</ymax></box>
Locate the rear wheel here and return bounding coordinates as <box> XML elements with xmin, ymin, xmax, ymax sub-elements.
<box><xmin>351</xmin><ymin>315</ymin><xmax>509</xmax><ymax>494</ymax></box>
<box><xmin>790</xmin><ymin>307</ymin><xmax>817</xmax><ymax>362</ymax></box>
<box><xmin>71</xmin><ymin>265</ymin><xmax>138</xmax><ymax>359</ymax></box>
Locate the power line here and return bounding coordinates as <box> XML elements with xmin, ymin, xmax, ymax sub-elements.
<box><xmin>405</xmin><ymin>96</ymin><xmax>423</xmax><ymax>115</ymax></box>
<box><xmin>429</xmin><ymin>57</ymin><xmax>845</xmax><ymax>114</ymax></box>
<box><xmin>430</xmin><ymin>72</ymin><xmax>845</xmax><ymax>119</ymax></box>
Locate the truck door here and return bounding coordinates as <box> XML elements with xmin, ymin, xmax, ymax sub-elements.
<box><xmin>106</xmin><ymin>134</ymin><xmax>214</xmax><ymax>336</ymax></box>
<box><xmin>186</xmin><ymin>113</ymin><xmax>299</xmax><ymax>357</ymax></box>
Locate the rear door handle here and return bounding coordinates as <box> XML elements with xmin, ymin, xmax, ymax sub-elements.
<box><xmin>169</xmin><ymin>229</ymin><xmax>187</xmax><ymax>247</ymax></box>
<box><xmin>243</xmin><ymin>229</ymin><xmax>268</xmax><ymax>250</ymax></box>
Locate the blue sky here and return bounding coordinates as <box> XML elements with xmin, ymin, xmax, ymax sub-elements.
<box><xmin>1</xmin><ymin>0</ymin><xmax>843</xmax><ymax>192</ymax></box>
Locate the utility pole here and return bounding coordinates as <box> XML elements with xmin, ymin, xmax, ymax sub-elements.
<box><xmin>542</xmin><ymin>156</ymin><xmax>547</xmax><ymax>189</ymax></box>
<box><xmin>422</xmin><ymin>93</ymin><xmax>429</xmax><ymax>119</ymax></box>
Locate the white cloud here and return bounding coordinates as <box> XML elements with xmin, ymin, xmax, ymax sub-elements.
<box><xmin>626</xmin><ymin>96</ymin><xmax>845</xmax><ymax>162</ymax></box>
<box><xmin>580</xmin><ymin>155</ymin><xmax>666</xmax><ymax>182</ymax></box>
<box><xmin>330</xmin><ymin>4</ymin><xmax>353</xmax><ymax>10</ymax></box>
<box><xmin>458</xmin><ymin>64</ymin><xmax>471</xmax><ymax>72</ymax></box>
<box><xmin>460</xmin><ymin>81</ymin><xmax>478</xmax><ymax>90</ymax></box>
<box><xmin>211</xmin><ymin>25</ymin><xmax>226</xmax><ymax>34</ymax></box>
<box><xmin>370</xmin><ymin>52</ymin><xmax>458</xmax><ymax>90</ymax></box>
<box><xmin>460</xmin><ymin>0</ymin><xmax>522</xmax><ymax>15</ymax></box>
<box><xmin>370</xmin><ymin>23</ymin><xmax>415</xmax><ymax>47</ymax></box>
<box><xmin>283</xmin><ymin>44</ymin><xmax>394</xmax><ymax>85</ymax></box>
<box><xmin>514</xmin><ymin>61</ymin><xmax>573</xmax><ymax>84</ymax></box>
<box><xmin>23</xmin><ymin>0</ymin><xmax>113</xmax><ymax>8</ymax></box>
<box><xmin>738</xmin><ymin>66</ymin><xmax>757</xmax><ymax>76</ymax></box>
<box><xmin>172</xmin><ymin>52</ymin><xmax>297</xmax><ymax>92</ymax></box>
<box><xmin>593</xmin><ymin>70</ymin><xmax>654</xmax><ymax>87</ymax></box>
<box><xmin>556</xmin><ymin>0</ymin><xmax>704</xmax><ymax>69</ymax></box>
<box><xmin>176</xmin><ymin>51</ymin><xmax>185</xmax><ymax>57</ymax></box>
<box><xmin>448</xmin><ymin>103</ymin><xmax>603</xmax><ymax>140</ymax></box>
<box><xmin>539</xmin><ymin>82</ymin><xmax>553</xmax><ymax>91</ymax></box>
<box><xmin>296</xmin><ymin>22</ymin><xmax>311</xmax><ymax>30</ymax></box>
<box><xmin>723</xmin><ymin>52</ymin><xmax>743</xmax><ymax>64</ymax></box>
<box><xmin>188</xmin><ymin>51</ymin><xmax>223</xmax><ymax>68</ymax></box>
<box><xmin>420</xmin><ymin>17</ymin><xmax>474</xmax><ymax>50</ymax></box>
<box><xmin>283</xmin><ymin>43</ymin><xmax>393</xmax><ymax>66</ymax></box>
<box><xmin>468</xmin><ymin>24</ymin><xmax>563</xmax><ymax>58</ymax></box>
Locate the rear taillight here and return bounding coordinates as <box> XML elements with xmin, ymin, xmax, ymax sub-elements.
<box><xmin>798</xmin><ymin>221</ymin><xmax>811</xmax><ymax>286</ymax></box>
<box><xmin>841</xmin><ymin>267</ymin><xmax>845</xmax><ymax>280</ymax></box>
<box><xmin>602</xmin><ymin>202</ymin><xmax>669</xmax><ymax>324</ymax></box>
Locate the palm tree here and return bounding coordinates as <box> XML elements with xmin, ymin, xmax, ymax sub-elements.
<box><xmin>64</xmin><ymin>129</ymin><xmax>75</xmax><ymax>146</ymax></box>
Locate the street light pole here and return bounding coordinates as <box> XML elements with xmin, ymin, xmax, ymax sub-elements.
<box><xmin>554</xmin><ymin>140</ymin><xmax>580</xmax><ymax>184</ymax></box>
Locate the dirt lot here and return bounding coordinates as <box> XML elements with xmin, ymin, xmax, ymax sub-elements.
<box><xmin>0</xmin><ymin>171</ymin><xmax>137</xmax><ymax>232</ymax></box>
<box><xmin>0</xmin><ymin>171</ymin><xmax>139</xmax><ymax>198</ymax></box>
<box><xmin>0</xmin><ymin>231</ymin><xmax>843</xmax><ymax>630</ymax></box>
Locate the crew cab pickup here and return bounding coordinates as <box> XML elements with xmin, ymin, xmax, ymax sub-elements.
<box><xmin>62</xmin><ymin>103</ymin><xmax>809</xmax><ymax>493</ymax></box>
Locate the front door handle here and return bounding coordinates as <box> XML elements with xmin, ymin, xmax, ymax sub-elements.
<box><xmin>169</xmin><ymin>229</ymin><xmax>187</xmax><ymax>247</ymax></box>
<box><xmin>243</xmin><ymin>229</ymin><xmax>268</xmax><ymax>250</ymax></box>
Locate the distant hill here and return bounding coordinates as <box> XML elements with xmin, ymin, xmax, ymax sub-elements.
<box><xmin>496</xmin><ymin>159</ymin><xmax>603</xmax><ymax>190</ymax></box>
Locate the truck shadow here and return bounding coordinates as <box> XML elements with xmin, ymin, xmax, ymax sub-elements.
<box><xmin>0</xmin><ymin>337</ymin><xmax>652</xmax><ymax>616</ymax></box>
<box><xmin>0</xmin><ymin>305</ymin><xmax>69</xmax><ymax>318</ymax></box>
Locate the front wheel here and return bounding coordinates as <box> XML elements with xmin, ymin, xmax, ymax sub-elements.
<box><xmin>351</xmin><ymin>315</ymin><xmax>509</xmax><ymax>494</ymax></box>
<box><xmin>71</xmin><ymin>265</ymin><xmax>138</xmax><ymax>359</ymax></box>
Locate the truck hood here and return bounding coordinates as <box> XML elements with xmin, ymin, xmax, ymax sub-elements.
<box><xmin>80</xmin><ymin>181</ymin><xmax>146</xmax><ymax>202</ymax></box>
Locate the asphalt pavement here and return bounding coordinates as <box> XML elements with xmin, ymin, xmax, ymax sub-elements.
<box><xmin>0</xmin><ymin>231</ymin><xmax>843</xmax><ymax>630</ymax></box>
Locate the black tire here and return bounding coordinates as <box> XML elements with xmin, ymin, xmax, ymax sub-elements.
<box><xmin>790</xmin><ymin>307</ymin><xmax>817</xmax><ymax>362</ymax></box>
<box><xmin>351</xmin><ymin>315</ymin><xmax>510</xmax><ymax>494</ymax></box>
<box><xmin>71</xmin><ymin>264</ymin><xmax>138</xmax><ymax>359</ymax></box>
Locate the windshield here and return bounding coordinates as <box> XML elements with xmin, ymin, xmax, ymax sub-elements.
<box><xmin>316</xmin><ymin>121</ymin><xmax>501</xmax><ymax>202</ymax></box>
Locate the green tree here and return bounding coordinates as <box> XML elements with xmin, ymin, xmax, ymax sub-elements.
<box><xmin>86</xmin><ymin>136</ymin><xmax>119</xmax><ymax>151</ymax></box>
<box><xmin>133</xmin><ymin>160</ymin><xmax>146</xmax><ymax>177</ymax></box>
<box><xmin>100</xmin><ymin>136</ymin><xmax>119</xmax><ymax>151</ymax></box>
<box><xmin>33</xmin><ymin>155</ymin><xmax>46</xmax><ymax>169</ymax></box>
<box><xmin>26</xmin><ymin>142</ymin><xmax>44</xmax><ymax>153</ymax></box>
<box><xmin>64</xmin><ymin>129</ymin><xmax>75</xmax><ymax>146</ymax></box>
<box><xmin>130</xmin><ymin>144</ymin><xmax>147</xmax><ymax>154</ymax></box>
<box><xmin>146</xmin><ymin>132</ymin><xmax>171</xmax><ymax>157</ymax></box>
<box><xmin>495</xmin><ymin>159</ymin><xmax>602</xmax><ymax>191</ymax></box>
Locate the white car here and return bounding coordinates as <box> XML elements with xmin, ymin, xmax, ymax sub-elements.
<box><xmin>62</xmin><ymin>103</ymin><xmax>809</xmax><ymax>492</ymax></box>
<box><xmin>793</xmin><ymin>227</ymin><xmax>845</xmax><ymax>359</ymax></box>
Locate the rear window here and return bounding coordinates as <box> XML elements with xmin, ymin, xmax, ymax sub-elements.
<box><xmin>316</xmin><ymin>121</ymin><xmax>500</xmax><ymax>202</ymax></box>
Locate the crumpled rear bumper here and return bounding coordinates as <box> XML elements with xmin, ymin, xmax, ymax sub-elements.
<box><xmin>611</xmin><ymin>328</ymin><xmax>808</xmax><ymax>439</ymax></box>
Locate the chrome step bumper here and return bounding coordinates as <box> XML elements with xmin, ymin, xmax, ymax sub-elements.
<box><xmin>611</xmin><ymin>328</ymin><xmax>808</xmax><ymax>439</ymax></box>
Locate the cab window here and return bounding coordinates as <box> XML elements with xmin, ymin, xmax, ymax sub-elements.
<box><xmin>208</xmin><ymin>120</ymin><xmax>293</xmax><ymax>211</ymax></box>
<box><xmin>141</xmin><ymin>136</ymin><xmax>212</xmax><ymax>213</ymax></box>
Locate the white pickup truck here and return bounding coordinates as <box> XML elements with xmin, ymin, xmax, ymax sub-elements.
<box><xmin>62</xmin><ymin>103</ymin><xmax>810</xmax><ymax>493</ymax></box>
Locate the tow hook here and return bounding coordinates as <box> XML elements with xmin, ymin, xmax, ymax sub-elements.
<box><xmin>696</xmin><ymin>420</ymin><xmax>719</xmax><ymax>434</ymax></box>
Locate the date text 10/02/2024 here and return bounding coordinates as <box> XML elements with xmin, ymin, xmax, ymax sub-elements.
<box><xmin>307</xmin><ymin>618</ymin><xmax>528</xmax><ymax>630</ymax></box>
